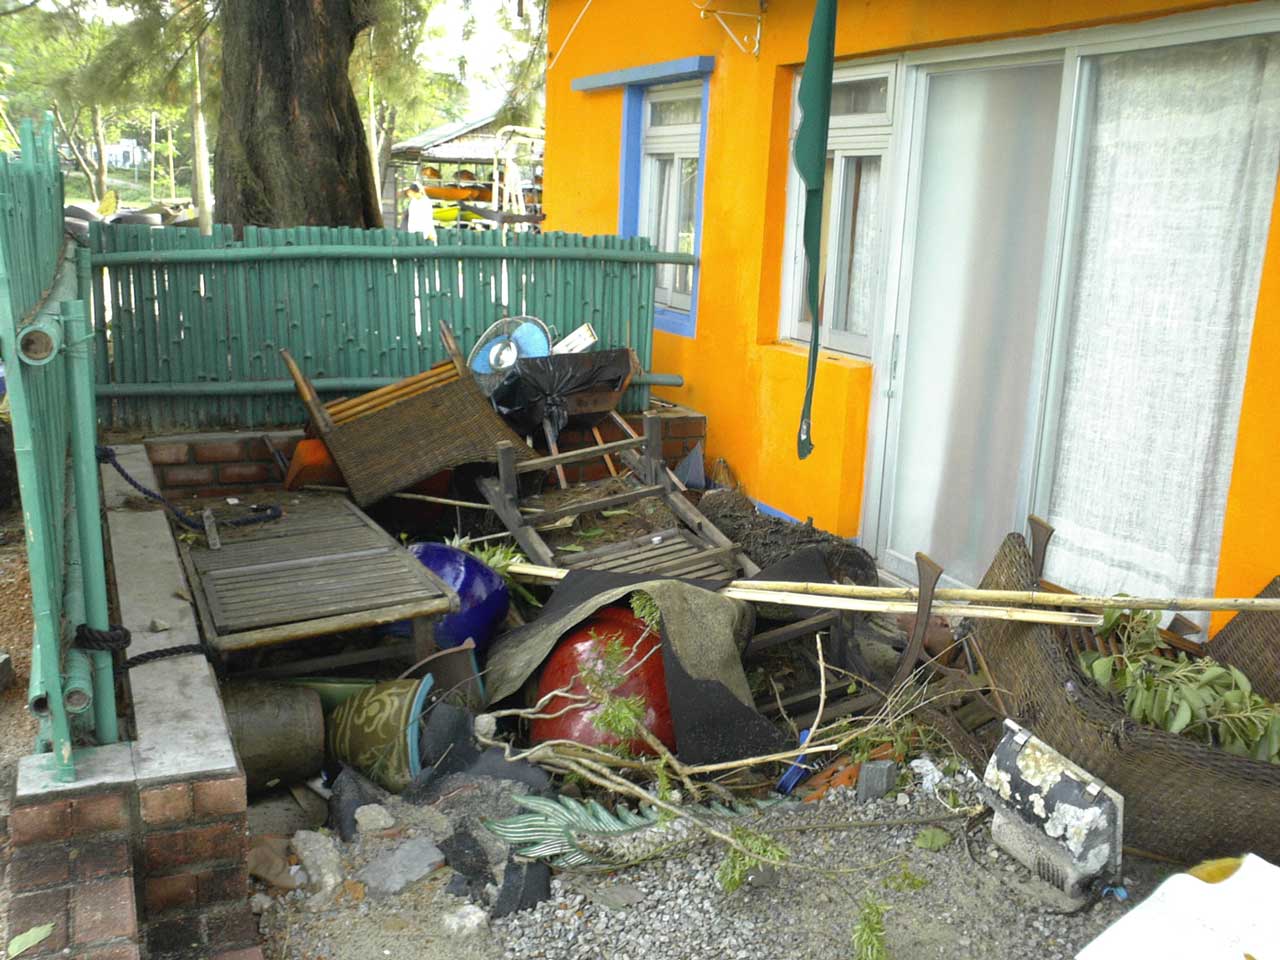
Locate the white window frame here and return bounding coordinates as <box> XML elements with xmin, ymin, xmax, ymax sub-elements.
<box><xmin>779</xmin><ymin>61</ymin><xmax>897</xmax><ymax>358</ymax></box>
<box><xmin>640</xmin><ymin>81</ymin><xmax>703</xmax><ymax>313</ymax></box>
<box><xmin>856</xmin><ymin>1</ymin><xmax>1280</xmax><ymax>569</ymax></box>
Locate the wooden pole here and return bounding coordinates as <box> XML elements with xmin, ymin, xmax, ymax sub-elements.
<box><xmin>506</xmin><ymin>563</ymin><xmax>1103</xmax><ymax>627</ymax></box>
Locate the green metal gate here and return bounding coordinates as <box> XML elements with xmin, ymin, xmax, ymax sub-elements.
<box><xmin>0</xmin><ymin>117</ymin><xmax>117</xmax><ymax>782</ymax></box>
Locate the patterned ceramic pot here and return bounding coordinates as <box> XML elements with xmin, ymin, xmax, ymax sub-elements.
<box><xmin>327</xmin><ymin>676</ymin><xmax>434</xmax><ymax>792</ymax></box>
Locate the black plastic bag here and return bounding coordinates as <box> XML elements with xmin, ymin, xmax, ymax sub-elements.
<box><xmin>491</xmin><ymin>348</ymin><xmax>633</xmax><ymax>439</ymax></box>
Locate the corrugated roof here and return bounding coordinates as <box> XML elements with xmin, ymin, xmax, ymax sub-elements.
<box><xmin>392</xmin><ymin>112</ymin><xmax>502</xmax><ymax>156</ymax></box>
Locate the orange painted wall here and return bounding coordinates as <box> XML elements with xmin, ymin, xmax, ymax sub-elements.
<box><xmin>543</xmin><ymin>0</ymin><xmax>1263</xmax><ymax>560</ymax></box>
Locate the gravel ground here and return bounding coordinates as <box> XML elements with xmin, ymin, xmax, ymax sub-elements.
<box><xmin>255</xmin><ymin>759</ymin><xmax>1173</xmax><ymax>960</ymax></box>
<box><xmin>0</xmin><ymin>505</ymin><xmax>41</xmax><ymax>947</ymax></box>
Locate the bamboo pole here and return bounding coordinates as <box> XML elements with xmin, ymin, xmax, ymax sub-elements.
<box><xmin>506</xmin><ymin>563</ymin><xmax>1101</xmax><ymax>627</ymax></box>
<box><xmin>722</xmin><ymin>579</ymin><xmax>1280</xmax><ymax>614</ymax></box>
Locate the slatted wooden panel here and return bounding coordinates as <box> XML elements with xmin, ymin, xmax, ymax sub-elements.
<box><xmin>89</xmin><ymin>225</ymin><xmax>660</xmax><ymax>430</ymax></box>
<box><xmin>184</xmin><ymin>497</ymin><xmax>454</xmax><ymax>647</ymax></box>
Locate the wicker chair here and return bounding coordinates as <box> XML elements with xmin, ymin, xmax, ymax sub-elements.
<box><xmin>974</xmin><ymin>534</ymin><xmax>1280</xmax><ymax>864</ymax></box>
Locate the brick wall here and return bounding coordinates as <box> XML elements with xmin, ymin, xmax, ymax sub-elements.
<box><xmin>7</xmin><ymin>776</ymin><xmax>259</xmax><ymax>960</ymax></box>
<box><xmin>551</xmin><ymin>408</ymin><xmax>707</xmax><ymax>485</ymax></box>
<box><xmin>144</xmin><ymin>432</ymin><xmax>301</xmax><ymax>500</ymax></box>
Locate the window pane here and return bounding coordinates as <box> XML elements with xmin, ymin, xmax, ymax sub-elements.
<box><xmin>674</xmin><ymin>157</ymin><xmax>699</xmax><ymax>295</ymax></box>
<box><xmin>831</xmin><ymin>76</ymin><xmax>888</xmax><ymax>115</ymax></box>
<box><xmin>650</xmin><ymin>97</ymin><xmax>701</xmax><ymax>126</ymax></box>
<box><xmin>832</xmin><ymin>156</ymin><xmax>881</xmax><ymax>339</ymax></box>
<box><xmin>650</xmin><ymin>157</ymin><xmax>675</xmax><ymax>292</ymax></box>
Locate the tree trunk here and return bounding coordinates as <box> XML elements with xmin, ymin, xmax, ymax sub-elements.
<box><xmin>214</xmin><ymin>0</ymin><xmax>383</xmax><ymax>229</ymax></box>
<box><xmin>192</xmin><ymin>35</ymin><xmax>214</xmax><ymax>234</ymax></box>
<box><xmin>149</xmin><ymin>112</ymin><xmax>156</xmax><ymax>202</ymax></box>
<box><xmin>91</xmin><ymin>103</ymin><xmax>108</xmax><ymax>201</ymax></box>
<box><xmin>52</xmin><ymin>102</ymin><xmax>98</xmax><ymax>203</ymax></box>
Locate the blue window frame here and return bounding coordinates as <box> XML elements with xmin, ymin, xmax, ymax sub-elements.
<box><xmin>573</xmin><ymin>57</ymin><xmax>715</xmax><ymax>338</ymax></box>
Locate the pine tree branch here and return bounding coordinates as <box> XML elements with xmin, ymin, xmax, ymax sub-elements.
<box><xmin>0</xmin><ymin>0</ymin><xmax>43</xmax><ymax>18</ymax></box>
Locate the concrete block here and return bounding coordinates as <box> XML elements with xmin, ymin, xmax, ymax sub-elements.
<box><xmin>856</xmin><ymin>760</ymin><xmax>899</xmax><ymax>803</ymax></box>
<box><xmin>355</xmin><ymin>837</ymin><xmax>444</xmax><ymax>896</ymax></box>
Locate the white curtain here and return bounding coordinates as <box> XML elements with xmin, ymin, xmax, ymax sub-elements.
<box><xmin>1045</xmin><ymin>36</ymin><xmax>1280</xmax><ymax>603</ymax></box>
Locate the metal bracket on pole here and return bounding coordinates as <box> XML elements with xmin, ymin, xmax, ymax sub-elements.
<box><xmin>692</xmin><ymin>0</ymin><xmax>765</xmax><ymax>57</ymax></box>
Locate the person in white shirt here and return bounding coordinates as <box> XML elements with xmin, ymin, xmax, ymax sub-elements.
<box><xmin>401</xmin><ymin>182</ymin><xmax>437</xmax><ymax>242</ymax></box>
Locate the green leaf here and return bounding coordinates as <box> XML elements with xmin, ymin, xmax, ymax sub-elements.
<box><xmin>914</xmin><ymin>827</ymin><xmax>953</xmax><ymax>852</ymax></box>
<box><xmin>601</xmin><ymin>509</ymin><xmax>634</xmax><ymax>517</ymax></box>
<box><xmin>1229</xmin><ymin>666</ymin><xmax>1252</xmax><ymax>697</ymax></box>
<box><xmin>8</xmin><ymin>924</ymin><xmax>54</xmax><ymax>958</ymax></box>
<box><xmin>578</xmin><ymin>528</ymin><xmax>606</xmax><ymax>539</ymax></box>
<box><xmin>1168</xmin><ymin>699</ymin><xmax>1192</xmax><ymax>734</ymax></box>
<box><xmin>558</xmin><ymin>544</ymin><xmax>586</xmax><ymax>553</ymax></box>
<box><xmin>1091</xmin><ymin>656</ymin><xmax>1115</xmax><ymax>687</ymax></box>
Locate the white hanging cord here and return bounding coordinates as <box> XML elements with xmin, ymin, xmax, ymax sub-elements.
<box><xmin>547</xmin><ymin>0</ymin><xmax>594</xmax><ymax>74</ymax></box>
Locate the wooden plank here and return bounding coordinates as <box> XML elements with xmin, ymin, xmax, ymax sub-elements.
<box><xmin>217</xmin><ymin>587</ymin><xmax>436</xmax><ymax>631</ymax></box>
<box><xmin>523</xmin><ymin>485</ymin><xmax>664</xmax><ymax>525</ymax></box>
<box><xmin>517</xmin><ymin>435</ymin><xmax>646</xmax><ymax>473</ymax></box>
<box><xmin>211</xmin><ymin>596</ymin><xmax>457</xmax><ymax>652</ymax></box>
<box><xmin>477</xmin><ymin>476</ymin><xmax>556</xmax><ymax>566</ymax></box>
<box><xmin>745</xmin><ymin>612</ymin><xmax>841</xmax><ymax>658</ymax></box>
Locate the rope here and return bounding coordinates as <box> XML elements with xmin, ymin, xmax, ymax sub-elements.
<box><xmin>96</xmin><ymin>445</ymin><xmax>282</xmax><ymax>532</ymax></box>
<box><xmin>74</xmin><ymin>623</ymin><xmax>208</xmax><ymax>672</ymax></box>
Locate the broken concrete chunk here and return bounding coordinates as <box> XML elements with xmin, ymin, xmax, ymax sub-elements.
<box><xmin>354</xmin><ymin>803</ymin><xmax>395</xmax><ymax>833</ymax></box>
<box><xmin>355</xmin><ymin>837</ymin><xmax>444</xmax><ymax>896</ymax></box>
<box><xmin>291</xmin><ymin>830</ymin><xmax>343</xmax><ymax>911</ymax></box>
<box><xmin>149</xmin><ymin>617</ymin><xmax>171</xmax><ymax>633</ymax></box>
<box><xmin>249</xmin><ymin>892</ymin><xmax>274</xmax><ymax>915</ymax></box>
<box><xmin>442</xmin><ymin>903</ymin><xmax>490</xmax><ymax>937</ymax></box>
<box><xmin>856</xmin><ymin>760</ymin><xmax>898</xmax><ymax>803</ymax></box>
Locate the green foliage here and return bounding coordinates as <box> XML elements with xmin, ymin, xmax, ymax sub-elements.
<box><xmin>715</xmin><ymin>826</ymin><xmax>789</xmax><ymax>894</ymax></box>
<box><xmin>883</xmin><ymin>865</ymin><xmax>928</xmax><ymax>892</ymax></box>
<box><xmin>1081</xmin><ymin>609</ymin><xmax>1280</xmax><ymax>762</ymax></box>
<box><xmin>913</xmin><ymin>827</ymin><xmax>953</xmax><ymax>852</ymax></box>
<box><xmin>445</xmin><ymin>535</ymin><xmax>541</xmax><ymax>607</ymax></box>
<box><xmin>591</xmin><ymin>693</ymin><xmax>645</xmax><ymax>741</ymax></box>
<box><xmin>851</xmin><ymin>897</ymin><xmax>889</xmax><ymax>960</ymax></box>
<box><xmin>629</xmin><ymin>591</ymin><xmax>662</xmax><ymax>634</ymax></box>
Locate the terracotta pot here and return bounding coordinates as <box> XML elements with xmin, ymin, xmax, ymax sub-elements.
<box><xmin>531</xmin><ymin>606</ymin><xmax>674</xmax><ymax>755</ymax></box>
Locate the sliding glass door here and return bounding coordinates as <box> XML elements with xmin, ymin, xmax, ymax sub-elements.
<box><xmin>877</xmin><ymin>60</ymin><xmax>1064</xmax><ymax>585</ymax></box>
<box><xmin>872</xmin><ymin>28</ymin><xmax>1280</xmax><ymax>600</ymax></box>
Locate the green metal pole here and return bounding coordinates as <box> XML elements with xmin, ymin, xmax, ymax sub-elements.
<box><xmin>92</xmin><ymin>371</ymin><xmax>684</xmax><ymax>398</ymax></box>
<box><xmin>65</xmin><ymin>300</ymin><xmax>117</xmax><ymax>744</ymax></box>
<box><xmin>91</xmin><ymin>244</ymin><xmax>698</xmax><ymax>268</ymax></box>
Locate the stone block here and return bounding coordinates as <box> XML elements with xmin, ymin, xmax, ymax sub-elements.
<box><xmin>856</xmin><ymin>760</ymin><xmax>899</xmax><ymax>803</ymax></box>
<box><xmin>355</xmin><ymin>837</ymin><xmax>444</xmax><ymax>896</ymax></box>
<box><xmin>145</xmin><ymin>443</ymin><xmax>191</xmax><ymax>466</ymax></box>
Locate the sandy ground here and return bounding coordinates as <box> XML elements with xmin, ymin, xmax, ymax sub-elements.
<box><xmin>0</xmin><ymin>505</ymin><xmax>41</xmax><ymax>946</ymax></box>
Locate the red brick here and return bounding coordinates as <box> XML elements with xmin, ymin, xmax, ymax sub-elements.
<box><xmin>203</xmin><ymin>904</ymin><xmax>258</xmax><ymax>949</ymax></box>
<box><xmin>241</xmin><ymin>437</ymin><xmax>274</xmax><ymax>462</ymax></box>
<box><xmin>79</xmin><ymin>946</ymin><xmax>142</xmax><ymax>960</ymax></box>
<box><xmin>162</xmin><ymin>464</ymin><xmax>216</xmax><ymax>488</ymax></box>
<box><xmin>144</xmin><ymin>873</ymin><xmax>198</xmax><ymax>914</ymax></box>
<box><xmin>198</xmin><ymin>865</ymin><xmax>248</xmax><ymax>905</ymax></box>
<box><xmin>140</xmin><ymin>783</ymin><xmax>191</xmax><ymax>826</ymax></box>
<box><xmin>145</xmin><ymin>915</ymin><xmax>203</xmax><ymax>959</ymax></box>
<box><xmin>10</xmin><ymin>800</ymin><xmax>72</xmax><ymax>845</ymax></box>
<box><xmin>213</xmin><ymin>950</ymin><xmax>265</xmax><ymax>960</ymax></box>
<box><xmin>72</xmin><ymin>876</ymin><xmax>137</xmax><ymax>944</ymax></box>
<box><xmin>145</xmin><ymin>823</ymin><xmax>243</xmax><ymax>872</ymax></box>
<box><xmin>217</xmin><ymin>462</ymin><xmax>272</xmax><ymax>485</ymax></box>
<box><xmin>193</xmin><ymin>777</ymin><xmax>247</xmax><ymax>818</ymax></box>
<box><xmin>192</xmin><ymin>440</ymin><xmax>246</xmax><ymax>463</ymax></box>
<box><xmin>72</xmin><ymin>840</ymin><xmax>131</xmax><ymax>881</ymax></box>
<box><xmin>9</xmin><ymin>845</ymin><xmax>70</xmax><ymax>890</ymax></box>
<box><xmin>9</xmin><ymin>887</ymin><xmax>69</xmax><ymax>953</ymax></box>
<box><xmin>73</xmin><ymin>792</ymin><xmax>129</xmax><ymax>835</ymax></box>
<box><xmin>661</xmin><ymin>438</ymin><xmax>687</xmax><ymax>462</ymax></box>
<box><xmin>665</xmin><ymin>417</ymin><xmax>706</xmax><ymax>440</ymax></box>
<box><xmin>146</xmin><ymin>442</ymin><xmax>191</xmax><ymax>466</ymax></box>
